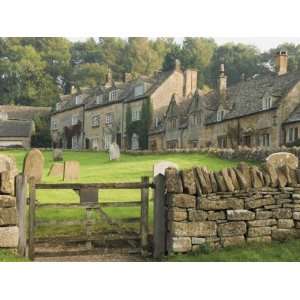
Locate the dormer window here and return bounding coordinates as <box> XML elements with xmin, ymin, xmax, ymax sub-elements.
<box><xmin>56</xmin><ymin>102</ymin><xmax>61</xmax><ymax>111</ymax></box>
<box><xmin>131</xmin><ymin>109</ymin><xmax>141</xmax><ymax>121</ymax></box>
<box><xmin>217</xmin><ymin>110</ymin><xmax>225</xmax><ymax>122</ymax></box>
<box><xmin>134</xmin><ymin>85</ymin><xmax>144</xmax><ymax>97</ymax></box>
<box><xmin>72</xmin><ymin>115</ymin><xmax>79</xmax><ymax>125</ymax></box>
<box><xmin>51</xmin><ymin>119</ymin><xmax>58</xmax><ymax>130</ymax></box>
<box><xmin>190</xmin><ymin>112</ymin><xmax>201</xmax><ymax>127</ymax></box>
<box><xmin>262</xmin><ymin>96</ymin><xmax>273</xmax><ymax>110</ymax></box>
<box><xmin>109</xmin><ymin>90</ymin><xmax>119</xmax><ymax>102</ymax></box>
<box><xmin>168</xmin><ymin>118</ymin><xmax>177</xmax><ymax>129</ymax></box>
<box><xmin>96</xmin><ymin>95</ymin><xmax>103</xmax><ymax>105</ymax></box>
<box><xmin>75</xmin><ymin>95</ymin><xmax>82</xmax><ymax>105</ymax></box>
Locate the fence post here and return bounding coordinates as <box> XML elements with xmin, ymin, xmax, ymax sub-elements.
<box><xmin>16</xmin><ymin>174</ymin><xmax>27</xmax><ymax>257</ymax></box>
<box><xmin>153</xmin><ymin>174</ymin><xmax>166</xmax><ymax>259</ymax></box>
<box><xmin>28</xmin><ymin>179</ymin><xmax>36</xmax><ymax>261</ymax></box>
<box><xmin>140</xmin><ymin>176</ymin><xmax>149</xmax><ymax>256</ymax></box>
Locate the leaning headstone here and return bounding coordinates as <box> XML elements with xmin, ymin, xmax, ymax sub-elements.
<box><xmin>153</xmin><ymin>161</ymin><xmax>178</xmax><ymax>177</ymax></box>
<box><xmin>48</xmin><ymin>163</ymin><xmax>64</xmax><ymax>177</ymax></box>
<box><xmin>53</xmin><ymin>149</ymin><xmax>63</xmax><ymax>161</ymax></box>
<box><xmin>109</xmin><ymin>143</ymin><xmax>120</xmax><ymax>161</ymax></box>
<box><xmin>266</xmin><ymin>152</ymin><xmax>298</xmax><ymax>169</ymax></box>
<box><xmin>23</xmin><ymin>148</ymin><xmax>44</xmax><ymax>183</ymax></box>
<box><xmin>63</xmin><ymin>161</ymin><xmax>80</xmax><ymax>181</ymax></box>
<box><xmin>0</xmin><ymin>154</ymin><xmax>18</xmax><ymax>195</ymax></box>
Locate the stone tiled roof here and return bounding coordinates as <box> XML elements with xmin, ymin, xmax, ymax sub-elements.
<box><xmin>206</xmin><ymin>72</ymin><xmax>300</xmax><ymax>124</ymax></box>
<box><xmin>0</xmin><ymin>105</ymin><xmax>51</xmax><ymax>120</ymax></box>
<box><xmin>0</xmin><ymin>119</ymin><xmax>33</xmax><ymax>137</ymax></box>
<box><xmin>284</xmin><ymin>104</ymin><xmax>300</xmax><ymax>124</ymax></box>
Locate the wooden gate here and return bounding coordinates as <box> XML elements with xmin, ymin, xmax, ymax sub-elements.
<box><xmin>27</xmin><ymin>177</ymin><xmax>152</xmax><ymax>260</ymax></box>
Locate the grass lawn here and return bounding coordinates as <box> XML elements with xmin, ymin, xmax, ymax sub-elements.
<box><xmin>167</xmin><ymin>240</ymin><xmax>300</xmax><ymax>262</ymax></box>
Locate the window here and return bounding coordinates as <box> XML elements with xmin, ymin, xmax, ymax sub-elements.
<box><xmin>91</xmin><ymin>138</ymin><xmax>99</xmax><ymax>150</ymax></box>
<box><xmin>190</xmin><ymin>140</ymin><xmax>198</xmax><ymax>148</ymax></box>
<box><xmin>75</xmin><ymin>95</ymin><xmax>82</xmax><ymax>105</ymax></box>
<box><xmin>168</xmin><ymin>118</ymin><xmax>177</xmax><ymax>129</ymax></box>
<box><xmin>154</xmin><ymin>117</ymin><xmax>160</xmax><ymax>128</ymax></box>
<box><xmin>131</xmin><ymin>110</ymin><xmax>141</xmax><ymax>121</ymax></box>
<box><xmin>104</xmin><ymin>134</ymin><xmax>112</xmax><ymax>149</ymax></box>
<box><xmin>72</xmin><ymin>136</ymin><xmax>79</xmax><ymax>149</ymax></box>
<box><xmin>51</xmin><ymin>119</ymin><xmax>58</xmax><ymax>130</ymax></box>
<box><xmin>190</xmin><ymin>112</ymin><xmax>201</xmax><ymax>127</ymax></box>
<box><xmin>262</xmin><ymin>133</ymin><xmax>270</xmax><ymax>147</ymax></box>
<box><xmin>91</xmin><ymin>115</ymin><xmax>100</xmax><ymax>127</ymax></box>
<box><xmin>217</xmin><ymin>136</ymin><xmax>227</xmax><ymax>148</ymax></box>
<box><xmin>262</xmin><ymin>96</ymin><xmax>272</xmax><ymax>110</ymax></box>
<box><xmin>96</xmin><ymin>95</ymin><xmax>103</xmax><ymax>105</ymax></box>
<box><xmin>287</xmin><ymin>127</ymin><xmax>298</xmax><ymax>143</ymax></box>
<box><xmin>105</xmin><ymin>113</ymin><xmax>113</xmax><ymax>125</ymax></box>
<box><xmin>56</xmin><ymin>103</ymin><xmax>61</xmax><ymax>111</ymax></box>
<box><xmin>167</xmin><ymin>140</ymin><xmax>178</xmax><ymax>149</ymax></box>
<box><xmin>72</xmin><ymin>115</ymin><xmax>79</xmax><ymax>125</ymax></box>
<box><xmin>217</xmin><ymin>110</ymin><xmax>225</xmax><ymax>122</ymax></box>
<box><xmin>109</xmin><ymin>90</ymin><xmax>119</xmax><ymax>102</ymax></box>
<box><xmin>134</xmin><ymin>85</ymin><xmax>144</xmax><ymax>97</ymax></box>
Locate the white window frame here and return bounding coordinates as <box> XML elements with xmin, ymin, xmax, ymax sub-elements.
<box><xmin>51</xmin><ymin>119</ymin><xmax>58</xmax><ymax>130</ymax></box>
<box><xmin>105</xmin><ymin>113</ymin><xmax>113</xmax><ymax>125</ymax></box>
<box><xmin>217</xmin><ymin>110</ymin><xmax>225</xmax><ymax>122</ymax></box>
<box><xmin>131</xmin><ymin>109</ymin><xmax>141</xmax><ymax>121</ymax></box>
<box><xmin>72</xmin><ymin>135</ymin><xmax>79</xmax><ymax>149</ymax></box>
<box><xmin>56</xmin><ymin>102</ymin><xmax>61</xmax><ymax>111</ymax></box>
<box><xmin>287</xmin><ymin>127</ymin><xmax>298</xmax><ymax>143</ymax></box>
<box><xmin>262</xmin><ymin>133</ymin><xmax>270</xmax><ymax>147</ymax></box>
<box><xmin>134</xmin><ymin>85</ymin><xmax>144</xmax><ymax>97</ymax></box>
<box><xmin>109</xmin><ymin>90</ymin><xmax>118</xmax><ymax>102</ymax></box>
<box><xmin>263</xmin><ymin>96</ymin><xmax>272</xmax><ymax>110</ymax></box>
<box><xmin>72</xmin><ymin>115</ymin><xmax>79</xmax><ymax>125</ymax></box>
<box><xmin>96</xmin><ymin>95</ymin><xmax>103</xmax><ymax>105</ymax></box>
<box><xmin>91</xmin><ymin>114</ymin><xmax>100</xmax><ymax>127</ymax></box>
<box><xmin>75</xmin><ymin>95</ymin><xmax>82</xmax><ymax>105</ymax></box>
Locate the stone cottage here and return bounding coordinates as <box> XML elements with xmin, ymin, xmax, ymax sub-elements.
<box><xmin>0</xmin><ymin>105</ymin><xmax>51</xmax><ymax>148</ymax></box>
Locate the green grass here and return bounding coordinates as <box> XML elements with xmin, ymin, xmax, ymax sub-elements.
<box><xmin>0</xmin><ymin>250</ymin><xmax>29</xmax><ymax>262</ymax></box>
<box><xmin>167</xmin><ymin>240</ymin><xmax>300</xmax><ymax>262</ymax></box>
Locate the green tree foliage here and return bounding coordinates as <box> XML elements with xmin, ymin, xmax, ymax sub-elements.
<box><xmin>31</xmin><ymin>115</ymin><xmax>52</xmax><ymax>147</ymax></box>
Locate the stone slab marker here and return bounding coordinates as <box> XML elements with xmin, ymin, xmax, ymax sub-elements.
<box><xmin>23</xmin><ymin>148</ymin><xmax>44</xmax><ymax>183</ymax></box>
<box><xmin>266</xmin><ymin>152</ymin><xmax>299</xmax><ymax>169</ymax></box>
<box><xmin>109</xmin><ymin>143</ymin><xmax>120</xmax><ymax>160</ymax></box>
<box><xmin>153</xmin><ymin>161</ymin><xmax>178</xmax><ymax>177</ymax></box>
<box><xmin>48</xmin><ymin>163</ymin><xmax>64</xmax><ymax>177</ymax></box>
<box><xmin>53</xmin><ymin>149</ymin><xmax>63</xmax><ymax>161</ymax></box>
<box><xmin>0</xmin><ymin>154</ymin><xmax>18</xmax><ymax>195</ymax></box>
<box><xmin>63</xmin><ymin>161</ymin><xmax>80</xmax><ymax>181</ymax></box>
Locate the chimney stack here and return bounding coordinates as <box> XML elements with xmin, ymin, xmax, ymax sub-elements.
<box><xmin>218</xmin><ymin>63</ymin><xmax>227</xmax><ymax>97</ymax></box>
<box><xmin>276</xmin><ymin>51</ymin><xmax>288</xmax><ymax>76</ymax></box>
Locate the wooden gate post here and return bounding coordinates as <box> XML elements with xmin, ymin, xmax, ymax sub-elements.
<box><xmin>140</xmin><ymin>176</ymin><xmax>149</xmax><ymax>256</ymax></box>
<box><xmin>28</xmin><ymin>179</ymin><xmax>36</xmax><ymax>261</ymax></box>
<box><xmin>153</xmin><ymin>174</ymin><xmax>166</xmax><ymax>259</ymax></box>
<box><xmin>16</xmin><ymin>174</ymin><xmax>27</xmax><ymax>257</ymax></box>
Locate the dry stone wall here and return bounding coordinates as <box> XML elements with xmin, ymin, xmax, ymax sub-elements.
<box><xmin>165</xmin><ymin>162</ymin><xmax>300</xmax><ymax>253</ymax></box>
<box><xmin>0</xmin><ymin>155</ymin><xmax>19</xmax><ymax>248</ymax></box>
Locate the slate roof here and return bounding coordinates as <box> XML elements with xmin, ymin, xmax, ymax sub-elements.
<box><xmin>205</xmin><ymin>71</ymin><xmax>300</xmax><ymax>124</ymax></box>
<box><xmin>284</xmin><ymin>104</ymin><xmax>300</xmax><ymax>124</ymax></box>
<box><xmin>0</xmin><ymin>105</ymin><xmax>51</xmax><ymax>120</ymax></box>
<box><xmin>0</xmin><ymin>119</ymin><xmax>33</xmax><ymax>137</ymax></box>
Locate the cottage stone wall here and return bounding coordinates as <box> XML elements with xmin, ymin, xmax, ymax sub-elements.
<box><xmin>165</xmin><ymin>162</ymin><xmax>300</xmax><ymax>253</ymax></box>
<box><xmin>0</xmin><ymin>154</ymin><xmax>19</xmax><ymax>248</ymax></box>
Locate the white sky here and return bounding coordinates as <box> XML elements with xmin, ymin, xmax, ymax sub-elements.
<box><xmin>69</xmin><ymin>37</ymin><xmax>300</xmax><ymax>52</ymax></box>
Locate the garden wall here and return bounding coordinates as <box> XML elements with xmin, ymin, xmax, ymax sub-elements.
<box><xmin>165</xmin><ymin>162</ymin><xmax>300</xmax><ymax>253</ymax></box>
<box><xmin>0</xmin><ymin>154</ymin><xmax>19</xmax><ymax>249</ymax></box>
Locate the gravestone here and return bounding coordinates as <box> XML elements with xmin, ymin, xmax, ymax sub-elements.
<box><xmin>79</xmin><ymin>188</ymin><xmax>98</xmax><ymax>204</ymax></box>
<box><xmin>53</xmin><ymin>149</ymin><xmax>63</xmax><ymax>161</ymax></box>
<box><xmin>266</xmin><ymin>152</ymin><xmax>298</xmax><ymax>169</ymax></box>
<box><xmin>0</xmin><ymin>154</ymin><xmax>18</xmax><ymax>195</ymax></box>
<box><xmin>153</xmin><ymin>161</ymin><xmax>178</xmax><ymax>177</ymax></box>
<box><xmin>48</xmin><ymin>163</ymin><xmax>64</xmax><ymax>177</ymax></box>
<box><xmin>109</xmin><ymin>143</ymin><xmax>120</xmax><ymax>160</ymax></box>
<box><xmin>63</xmin><ymin>161</ymin><xmax>80</xmax><ymax>181</ymax></box>
<box><xmin>23</xmin><ymin>148</ymin><xmax>44</xmax><ymax>183</ymax></box>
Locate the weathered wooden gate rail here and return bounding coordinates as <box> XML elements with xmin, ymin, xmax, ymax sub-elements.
<box><xmin>27</xmin><ymin>176</ymin><xmax>154</xmax><ymax>260</ymax></box>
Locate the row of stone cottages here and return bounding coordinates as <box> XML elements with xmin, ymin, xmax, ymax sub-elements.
<box><xmin>50</xmin><ymin>52</ymin><xmax>300</xmax><ymax>151</ymax></box>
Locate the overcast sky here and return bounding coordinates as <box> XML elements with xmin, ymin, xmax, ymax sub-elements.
<box><xmin>69</xmin><ymin>37</ymin><xmax>300</xmax><ymax>52</ymax></box>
